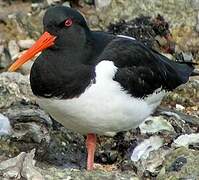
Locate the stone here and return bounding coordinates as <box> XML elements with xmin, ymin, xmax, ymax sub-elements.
<box><xmin>190</xmin><ymin>0</ymin><xmax>199</xmax><ymax>10</ymax></box>
<box><xmin>0</xmin><ymin>45</ymin><xmax>11</xmax><ymax>69</ymax></box>
<box><xmin>139</xmin><ymin>116</ymin><xmax>175</xmax><ymax>134</ymax></box>
<box><xmin>0</xmin><ymin>152</ymin><xmax>26</xmax><ymax>179</ymax></box>
<box><xmin>173</xmin><ymin>133</ymin><xmax>199</xmax><ymax>147</ymax></box>
<box><xmin>0</xmin><ymin>149</ymin><xmax>44</xmax><ymax>180</ymax></box>
<box><xmin>175</xmin><ymin>104</ymin><xmax>185</xmax><ymax>111</ymax></box>
<box><xmin>0</xmin><ymin>72</ymin><xmax>35</xmax><ymax>109</ymax></box>
<box><xmin>0</xmin><ymin>114</ymin><xmax>12</xmax><ymax>136</ymax></box>
<box><xmin>8</xmin><ymin>40</ymin><xmax>20</xmax><ymax>60</ymax></box>
<box><xmin>21</xmin><ymin>149</ymin><xmax>44</xmax><ymax>180</ymax></box>
<box><xmin>157</xmin><ymin>147</ymin><xmax>199</xmax><ymax>179</ymax></box>
<box><xmin>18</xmin><ymin>39</ymin><xmax>35</xmax><ymax>50</ymax></box>
<box><xmin>46</xmin><ymin>0</ymin><xmax>62</xmax><ymax>5</ymax></box>
<box><xmin>38</xmin><ymin>166</ymin><xmax>139</xmax><ymax>180</ymax></box>
<box><xmin>131</xmin><ymin>136</ymin><xmax>164</xmax><ymax>162</ymax></box>
<box><xmin>94</xmin><ymin>0</ymin><xmax>112</xmax><ymax>9</ymax></box>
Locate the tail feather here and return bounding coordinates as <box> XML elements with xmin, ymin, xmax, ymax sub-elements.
<box><xmin>191</xmin><ymin>69</ymin><xmax>199</xmax><ymax>76</ymax></box>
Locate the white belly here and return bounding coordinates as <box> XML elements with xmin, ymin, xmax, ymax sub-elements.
<box><xmin>37</xmin><ymin>61</ymin><xmax>165</xmax><ymax>136</ymax></box>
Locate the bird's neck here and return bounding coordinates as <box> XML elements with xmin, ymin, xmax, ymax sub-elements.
<box><xmin>30</xmin><ymin>37</ymin><xmax>95</xmax><ymax>99</ymax></box>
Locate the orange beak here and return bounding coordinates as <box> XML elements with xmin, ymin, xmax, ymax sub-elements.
<box><xmin>8</xmin><ymin>32</ymin><xmax>56</xmax><ymax>72</ymax></box>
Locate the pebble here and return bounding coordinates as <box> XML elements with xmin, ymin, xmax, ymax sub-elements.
<box><xmin>18</xmin><ymin>39</ymin><xmax>35</xmax><ymax>50</ymax></box>
<box><xmin>46</xmin><ymin>0</ymin><xmax>62</xmax><ymax>5</ymax></box>
<box><xmin>139</xmin><ymin>116</ymin><xmax>175</xmax><ymax>134</ymax></box>
<box><xmin>0</xmin><ymin>45</ymin><xmax>11</xmax><ymax>69</ymax></box>
<box><xmin>195</xmin><ymin>11</ymin><xmax>199</xmax><ymax>32</ymax></box>
<box><xmin>190</xmin><ymin>0</ymin><xmax>199</xmax><ymax>10</ymax></box>
<box><xmin>131</xmin><ymin>136</ymin><xmax>163</xmax><ymax>162</ymax></box>
<box><xmin>173</xmin><ymin>133</ymin><xmax>199</xmax><ymax>147</ymax></box>
<box><xmin>0</xmin><ymin>114</ymin><xmax>12</xmax><ymax>136</ymax></box>
<box><xmin>8</xmin><ymin>40</ymin><xmax>20</xmax><ymax>60</ymax></box>
<box><xmin>94</xmin><ymin>0</ymin><xmax>112</xmax><ymax>9</ymax></box>
<box><xmin>62</xmin><ymin>1</ymin><xmax>71</xmax><ymax>7</ymax></box>
<box><xmin>176</xmin><ymin>104</ymin><xmax>185</xmax><ymax>111</ymax></box>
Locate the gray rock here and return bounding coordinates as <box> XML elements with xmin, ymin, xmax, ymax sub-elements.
<box><xmin>0</xmin><ymin>114</ymin><xmax>12</xmax><ymax>136</ymax></box>
<box><xmin>0</xmin><ymin>45</ymin><xmax>11</xmax><ymax>69</ymax></box>
<box><xmin>0</xmin><ymin>72</ymin><xmax>35</xmax><ymax>109</ymax></box>
<box><xmin>0</xmin><ymin>149</ymin><xmax>44</xmax><ymax>180</ymax></box>
<box><xmin>131</xmin><ymin>136</ymin><xmax>164</xmax><ymax>162</ymax></box>
<box><xmin>62</xmin><ymin>1</ymin><xmax>71</xmax><ymax>7</ymax></box>
<box><xmin>190</xmin><ymin>0</ymin><xmax>199</xmax><ymax>10</ymax></box>
<box><xmin>173</xmin><ymin>133</ymin><xmax>199</xmax><ymax>147</ymax></box>
<box><xmin>94</xmin><ymin>0</ymin><xmax>112</xmax><ymax>9</ymax></box>
<box><xmin>196</xmin><ymin>11</ymin><xmax>199</xmax><ymax>32</ymax></box>
<box><xmin>0</xmin><ymin>151</ymin><xmax>26</xmax><ymax>179</ymax></box>
<box><xmin>7</xmin><ymin>12</ymin><xmax>42</xmax><ymax>39</ymax></box>
<box><xmin>21</xmin><ymin>149</ymin><xmax>44</xmax><ymax>180</ymax></box>
<box><xmin>46</xmin><ymin>0</ymin><xmax>62</xmax><ymax>5</ymax></box>
<box><xmin>139</xmin><ymin>116</ymin><xmax>175</xmax><ymax>134</ymax></box>
<box><xmin>157</xmin><ymin>147</ymin><xmax>199</xmax><ymax>179</ymax></box>
<box><xmin>18</xmin><ymin>39</ymin><xmax>35</xmax><ymax>50</ymax></box>
<box><xmin>8</xmin><ymin>40</ymin><xmax>20</xmax><ymax>60</ymax></box>
<box><xmin>38</xmin><ymin>166</ymin><xmax>139</xmax><ymax>180</ymax></box>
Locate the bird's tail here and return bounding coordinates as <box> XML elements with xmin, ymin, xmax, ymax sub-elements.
<box><xmin>175</xmin><ymin>61</ymin><xmax>199</xmax><ymax>77</ymax></box>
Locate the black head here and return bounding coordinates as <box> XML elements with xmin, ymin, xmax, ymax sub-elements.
<box><xmin>43</xmin><ymin>6</ymin><xmax>88</xmax><ymax>33</ymax></box>
<box><xmin>8</xmin><ymin>6</ymin><xmax>93</xmax><ymax>72</ymax></box>
<box><xmin>43</xmin><ymin>6</ymin><xmax>91</xmax><ymax>48</ymax></box>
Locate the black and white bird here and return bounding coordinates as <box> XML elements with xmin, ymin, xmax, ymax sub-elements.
<box><xmin>8</xmin><ymin>6</ymin><xmax>196</xmax><ymax>170</ymax></box>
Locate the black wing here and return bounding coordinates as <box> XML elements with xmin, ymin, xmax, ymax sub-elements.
<box><xmin>97</xmin><ymin>38</ymin><xmax>194</xmax><ymax>98</ymax></box>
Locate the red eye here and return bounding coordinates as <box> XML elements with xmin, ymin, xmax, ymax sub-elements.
<box><xmin>65</xmin><ymin>18</ymin><xmax>73</xmax><ymax>27</ymax></box>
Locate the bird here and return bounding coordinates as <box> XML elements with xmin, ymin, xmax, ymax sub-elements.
<box><xmin>8</xmin><ymin>6</ymin><xmax>196</xmax><ymax>170</ymax></box>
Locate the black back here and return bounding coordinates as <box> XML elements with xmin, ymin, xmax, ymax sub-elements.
<box><xmin>30</xmin><ymin>6</ymin><xmax>194</xmax><ymax>99</ymax></box>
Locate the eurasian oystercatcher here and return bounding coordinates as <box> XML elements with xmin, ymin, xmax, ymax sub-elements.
<box><xmin>8</xmin><ymin>6</ymin><xmax>196</xmax><ymax>170</ymax></box>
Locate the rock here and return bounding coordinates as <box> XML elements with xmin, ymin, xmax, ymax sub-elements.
<box><xmin>18</xmin><ymin>39</ymin><xmax>35</xmax><ymax>50</ymax></box>
<box><xmin>94</xmin><ymin>0</ymin><xmax>112</xmax><ymax>9</ymax></box>
<box><xmin>20</xmin><ymin>59</ymin><xmax>34</xmax><ymax>75</ymax></box>
<box><xmin>107</xmin><ymin>15</ymin><xmax>174</xmax><ymax>54</ymax></box>
<box><xmin>156</xmin><ymin>106</ymin><xmax>199</xmax><ymax>127</ymax></box>
<box><xmin>157</xmin><ymin>147</ymin><xmax>199</xmax><ymax>179</ymax></box>
<box><xmin>46</xmin><ymin>0</ymin><xmax>62</xmax><ymax>5</ymax></box>
<box><xmin>84</xmin><ymin>0</ymin><xmax>94</xmax><ymax>5</ymax></box>
<box><xmin>8</xmin><ymin>40</ymin><xmax>20</xmax><ymax>60</ymax></box>
<box><xmin>3</xmin><ymin>103</ymin><xmax>52</xmax><ymax>126</ymax></box>
<box><xmin>62</xmin><ymin>1</ymin><xmax>71</xmax><ymax>7</ymax></box>
<box><xmin>38</xmin><ymin>166</ymin><xmax>139</xmax><ymax>180</ymax></box>
<box><xmin>88</xmin><ymin>15</ymin><xmax>99</xmax><ymax>27</ymax></box>
<box><xmin>0</xmin><ymin>45</ymin><xmax>11</xmax><ymax>69</ymax></box>
<box><xmin>175</xmin><ymin>51</ymin><xmax>193</xmax><ymax>62</ymax></box>
<box><xmin>196</xmin><ymin>11</ymin><xmax>199</xmax><ymax>32</ymax></box>
<box><xmin>21</xmin><ymin>149</ymin><xmax>44</xmax><ymax>180</ymax></box>
<box><xmin>0</xmin><ymin>151</ymin><xmax>26</xmax><ymax>179</ymax></box>
<box><xmin>144</xmin><ymin>148</ymin><xmax>171</xmax><ymax>174</ymax></box>
<box><xmin>131</xmin><ymin>136</ymin><xmax>164</xmax><ymax>162</ymax></box>
<box><xmin>0</xmin><ymin>72</ymin><xmax>35</xmax><ymax>109</ymax></box>
<box><xmin>139</xmin><ymin>116</ymin><xmax>175</xmax><ymax>134</ymax></box>
<box><xmin>31</xmin><ymin>3</ymin><xmax>46</xmax><ymax>12</ymax></box>
<box><xmin>7</xmin><ymin>12</ymin><xmax>42</xmax><ymax>39</ymax></box>
<box><xmin>0</xmin><ymin>149</ymin><xmax>44</xmax><ymax>180</ymax></box>
<box><xmin>190</xmin><ymin>0</ymin><xmax>199</xmax><ymax>10</ymax></box>
<box><xmin>173</xmin><ymin>133</ymin><xmax>199</xmax><ymax>147</ymax></box>
<box><xmin>175</xmin><ymin>104</ymin><xmax>185</xmax><ymax>111</ymax></box>
<box><xmin>0</xmin><ymin>114</ymin><xmax>12</xmax><ymax>136</ymax></box>
<box><xmin>135</xmin><ymin>147</ymin><xmax>171</xmax><ymax>175</ymax></box>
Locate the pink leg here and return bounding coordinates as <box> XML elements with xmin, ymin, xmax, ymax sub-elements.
<box><xmin>86</xmin><ymin>133</ymin><xmax>96</xmax><ymax>170</ymax></box>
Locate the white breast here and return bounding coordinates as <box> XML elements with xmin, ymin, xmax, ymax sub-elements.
<box><xmin>37</xmin><ymin>61</ymin><xmax>165</xmax><ymax>136</ymax></box>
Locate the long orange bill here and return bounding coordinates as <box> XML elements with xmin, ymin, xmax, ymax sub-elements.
<box><xmin>8</xmin><ymin>31</ymin><xmax>56</xmax><ymax>72</ymax></box>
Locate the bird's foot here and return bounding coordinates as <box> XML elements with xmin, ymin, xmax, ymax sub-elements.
<box><xmin>86</xmin><ymin>133</ymin><xmax>96</xmax><ymax>171</ymax></box>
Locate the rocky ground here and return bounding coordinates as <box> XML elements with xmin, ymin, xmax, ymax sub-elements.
<box><xmin>0</xmin><ymin>0</ymin><xmax>199</xmax><ymax>179</ymax></box>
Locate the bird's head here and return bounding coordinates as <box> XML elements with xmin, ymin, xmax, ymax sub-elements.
<box><xmin>8</xmin><ymin>6</ymin><xmax>90</xmax><ymax>72</ymax></box>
